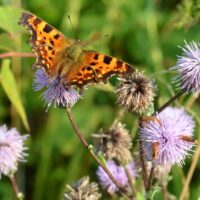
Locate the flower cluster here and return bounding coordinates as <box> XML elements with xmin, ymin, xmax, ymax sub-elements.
<box><xmin>33</xmin><ymin>69</ymin><xmax>80</xmax><ymax>108</ymax></box>
<box><xmin>140</xmin><ymin>107</ymin><xmax>195</xmax><ymax>169</ymax></box>
<box><xmin>0</xmin><ymin>125</ymin><xmax>28</xmax><ymax>178</ymax></box>
<box><xmin>64</xmin><ymin>176</ymin><xmax>101</xmax><ymax>200</ymax></box>
<box><xmin>116</xmin><ymin>71</ymin><xmax>156</xmax><ymax>114</ymax></box>
<box><xmin>171</xmin><ymin>41</ymin><xmax>200</xmax><ymax>95</ymax></box>
<box><xmin>96</xmin><ymin>160</ymin><xmax>137</xmax><ymax>194</ymax></box>
<box><xmin>93</xmin><ymin>122</ymin><xmax>132</xmax><ymax>163</ymax></box>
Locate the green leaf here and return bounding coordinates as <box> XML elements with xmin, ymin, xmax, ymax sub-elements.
<box><xmin>0</xmin><ymin>6</ymin><xmax>24</xmax><ymax>33</ymax></box>
<box><xmin>0</xmin><ymin>59</ymin><xmax>30</xmax><ymax>131</ymax></box>
<box><xmin>136</xmin><ymin>192</ymin><xmax>145</xmax><ymax>200</ymax></box>
<box><xmin>0</xmin><ymin>33</ymin><xmax>16</xmax><ymax>51</ymax></box>
<box><xmin>146</xmin><ymin>186</ymin><xmax>161</xmax><ymax>200</ymax></box>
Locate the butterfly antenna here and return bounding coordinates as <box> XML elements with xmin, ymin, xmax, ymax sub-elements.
<box><xmin>82</xmin><ymin>33</ymin><xmax>110</xmax><ymax>47</ymax></box>
<box><xmin>67</xmin><ymin>15</ymin><xmax>77</xmax><ymax>40</ymax></box>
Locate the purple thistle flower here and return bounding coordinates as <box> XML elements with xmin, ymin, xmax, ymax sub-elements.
<box><xmin>33</xmin><ymin>69</ymin><xmax>81</xmax><ymax>108</ymax></box>
<box><xmin>96</xmin><ymin>160</ymin><xmax>137</xmax><ymax>194</ymax></box>
<box><xmin>140</xmin><ymin>107</ymin><xmax>195</xmax><ymax>169</ymax></box>
<box><xmin>0</xmin><ymin>125</ymin><xmax>28</xmax><ymax>178</ymax></box>
<box><xmin>171</xmin><ymin>41</ymin><xmax>200</xmax><ymax>95</ymax></box>
<box><xmin>33</xmin><ymin>69</ymin><xmax>49</xmax><ymax>91</ymax></box>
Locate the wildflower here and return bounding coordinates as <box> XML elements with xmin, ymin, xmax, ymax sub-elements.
<box><xmin>0</xmin><ymin>125</ymin><xmax>28</xmax><ymax>178</ymax></box>
<box><xmin>140</xmin><ymin>107</ymin><xmax>195</xmax><ymax>169</ymax></box>
<box><xmin>96</xmin><ymin>160</ymin><xmax>136</xmax><ymax>194</ymax></box>
<box><xmin>33</xmin><ymin>69</ymin><xmax>80</xmax><ymax>108</ymax></box>
<box><xmin>116</xmin><ymin>71</ymin><xmax>156</xmax><ymax>114</ymax></box>
<box><xmin>93</xmin><ymin>122</ymin><xmax>132</xmax><ymax>163</ymax></box>
<box><xmin>171</xmin><ymin>41</ymin><xmax>200</xmax><ymax>95</ymax></box>
<box><xmin>64</xmin><ymin>176</ymin><xmax>101</xmax><ymax>200</ymax></box>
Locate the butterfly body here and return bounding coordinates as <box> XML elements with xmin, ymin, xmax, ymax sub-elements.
<box><xmin>19</xmin><ymin>12</ymin><xmax>134</xmax><ymax>91</ymax></box>
<box><xmin>54</xmin><ymin>41</ymin><xmax>82</xmax><ymax>78</ymax></box>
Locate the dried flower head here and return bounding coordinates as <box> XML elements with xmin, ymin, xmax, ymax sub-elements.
<box><xmin>116</xmin><ymin>71</ymin><xmax>156</xmax><ymax>114</ymax></box>
<box><xmin>64</xmin><ymin>176</ymin><xmax>101</xmax><ymax>200</ymax></box>
<box><xmin>0</xmin><ymin>125</ymin><xmax>28</xmax><ymax>178</ymax></box>
<box><xmin>171</xmin><ymin>41</ymin><xmax>200</xmax><ymax>95</ymax></box>
<box><xmin>33</xmin><ymin>69</ymin><xmax>81</xmax><ymax>108</ymax></box>
<box><xmin>140</xmin><ymin>107</ymin><xmax>195</xmax><ymax>169</ymax></box>
<box><xmin>93</xmin><ymin>122</ymin><xmax>132</xmax><ymax>163</ymax></box>
<box><xmin>96</xmin><ymin>160</ymin><xmax>137</xmax><ymax>194</ymax></box>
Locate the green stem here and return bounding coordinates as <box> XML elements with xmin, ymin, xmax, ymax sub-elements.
<box><xmin>139</xmin><ymin>140</ymin><xmax>148</xmax><ymax>190</ymax></box>
<box><xmin>156</xmin><ymin>90</ymin><xmax>183</xmax><ymax>114</ymax></box>
<box><xmin>66</xmin><ymin>108</ymin><xmax>132</xmax><ymax>200</ymax></box>
<box><xmin>146</xmin><ymin>164</ymin><xmax>155</xmax><ymax>191</ymax></box>
<box><xmin>9</xmin><ymin>175</ymin><xmax>24</xmax><ymax>200</ymax></box>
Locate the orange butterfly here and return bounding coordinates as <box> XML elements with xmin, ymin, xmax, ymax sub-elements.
<box><xmin>19</xmin><ymin>12</ymin><xmax>134</xmax><ymax>91</ymax></box>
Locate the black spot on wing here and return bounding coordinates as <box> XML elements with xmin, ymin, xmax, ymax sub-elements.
<box><xmin>116</xmin><ymin>60</ymin><xmax>123</xmax><ymax>68</ymax></box>
<box><xmin>93</xmin><ymin>54</ymin><xmax>99</xmax><ymax>60</ymax></box>
<box><xmin>90</xmin><ymin>62</ymin><xmax>97</xmax><ymax>66</ymax></box>
<box><xmin>43</xmin><ymin>24</ymin><xmax>53</xmax><ymax>33</ymax></box>
<box><xmin>48</xmin><ymin>46</ymin><xmax>53</xmax><ymax>50</ymax></box>
<box><xmin>50</xmin><ymin>40</ymin><xmax>54</xmax><ymax>46</ymax></box>
<box><xmin>54</xmin><ymin>34</ymin><xmax>60</xmax><ymax>39</ymax></box>
<box><xmin>33</xmin><ymin>18</ymin><xmax>42</xmax><ymax>26</ymax></box>
<box><xmin>103</xmin><ymin>55</ymin><xmax>112</xmax><ymax>65</ymax></box>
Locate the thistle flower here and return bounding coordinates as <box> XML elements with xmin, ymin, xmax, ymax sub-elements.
<box><xmin>96</xmin><ymin>160</ymin><xmax>137</xmax><ymax>194</ymax></box>
<box><xmin>33</xmin><ymin>69</ymin><xmax>80</xmax><ymax>108</ymax></box>
<box><xmin>93</xmin><ymin>122</ymin><xmax>132</xmax><ymax>163</ymax></box>
<box><xmin>171</xmin><ymin>41</ymin><xmax>200</xmax><ymax>95</ymax></box>
<box><xmin>64</xmin><ymin>176</ymin><xmax>101</xmax><ymax>200</ymax></box>
<box><xmin>140</xmin><ymin>107</ymin><xmax>195</xmax><ymax>169</ymax></box>
<box><xmin>0</xmin><ymin>125</ymin><xmax>28</xmax><ymax>178</ymax></box>
<box><xmin>116</xmin><ymin>71</ymin><xmax>156</xmax><ymax>114</ymax></box>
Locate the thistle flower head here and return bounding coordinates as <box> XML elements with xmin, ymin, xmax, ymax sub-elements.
<box><xmin>116</xmin><ymin>71</ymin><xmax>156</xmax><ymax>114</ymax></box>
<box><xmin>0</xmin><ymin>125</ymin><xmax>28</xmax><ymax>178</ymax></box>
<box><xmin>171</xmin><ymin>41</ymin><xmax>200</xmax><ymax>95</ymax></box>
<box><xmin>33</xmin><ymin>69</ymin><xmax>80</xmax><ymax>108</ymax></box>
<box><xmin>140</xmin><ymin>107</ymin><xmax>195</xmax><ymax>169</ymax></box>
<box><xmin>64</xmin><ymin>176</ymin><xmax>101</xmax><ymax>200</ymax></box>
<box><xmin>96</xmin><ymin>160</ymin><xmax>137</xmax><ymax>194</ymax></box>
<box><xmin>93</xmin><ymin>122</ymin><xmax>132</xmax><ymax>163</ymax></box>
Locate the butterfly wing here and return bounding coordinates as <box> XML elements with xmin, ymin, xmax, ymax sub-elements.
<box><xmin>19</xmin><ymin>12</ymin><xmax>70</xmax><ymax>78</ymax></box>
<box><xmin>19</xmin><ymin>13</ymin><xmax>134</xmax><ymax>91</ymax></box>
<box><xmin>64</xmin><ymin>50</ymin><xmax>134</xmax><ymax>89</ymax></box>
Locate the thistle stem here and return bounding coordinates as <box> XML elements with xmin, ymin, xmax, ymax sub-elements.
<box><xmin>138</xmin><ymin>140</ymin><xmax>148</xmax><ymax>190</ymax></box>
<box><xmin>179</xmin><ymin>140</ymin><xmax>200</xmax><ymax>200</ymax></box>
<box><xmin>9</xmin><ymin>175</ymin><xmax>24</xmax><ymax>200</ymax></box>
<box><xmin>146</xmin><ymin>164</ymin><xmax>155</xmax><ymax>191</ymax></box>
<box><xmin>156</xmin><ymin>90</ymin><xmax>183</xmax><ymax>114</ymax></box>
<box><xmin>66</xmin><ymin>108</ymin><xmax>132</xmax><ymax>200</ymax></box>
<box><xmin>124</xmin><ymin>165</ymin><xmax>136</xmax><ymax>197</ymax></box>
<box><xmin>0</xmin><ymin>52</ymin><xmax>35</xmax><ymax>59</ymax></box>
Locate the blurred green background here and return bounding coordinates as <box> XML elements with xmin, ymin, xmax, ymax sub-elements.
<box><xmin>0</xmin><ymin>0</ymin><xmax>200</xmax><ymax>199</ymax></box>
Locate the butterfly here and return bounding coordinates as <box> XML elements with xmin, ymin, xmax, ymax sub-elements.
<box><xmin>19</xmin><ymin>12</ymin><xmax>134</xmax><ymax>92</ymax></box>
